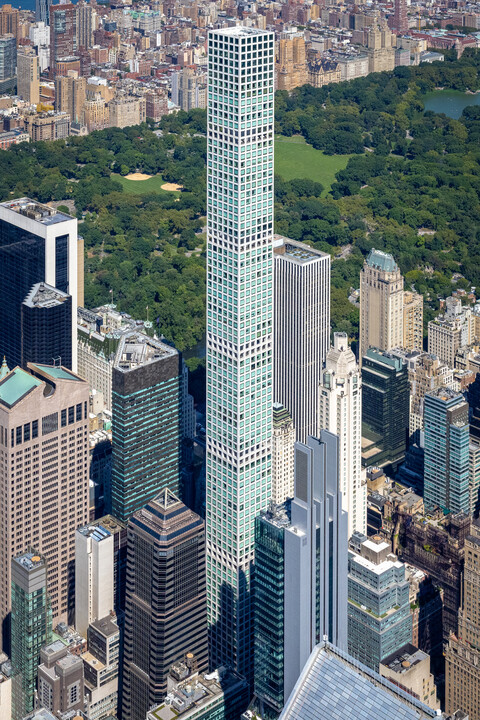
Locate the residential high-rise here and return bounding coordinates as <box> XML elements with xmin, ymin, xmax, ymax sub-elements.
<box><xmin>403</xmin><ymin>291</ymin><xmax>423</xmax><ymax>352</ymax></box>
<box><xmin>50</xmin><ymin>3</ymin><xmax>77</xmax><ymax>78</ymax></box>
<box><xmin>55</xmin><ymin>73</ymin><xmax>86</xmax><ymax>124</ymax></box>
<box><xmin>319</xmin><ymin>332</ymin><xmax>366</xmax><ymax>537</ymax></box>
<box><xmin>361</xmin><ymin>348</ymin><xmax>409</xmax><ymax>470</ymax></box>
<box><xmin>21</xmin><ymin>283</ymin><xmax>72</xmax><ymax>369</ymax></box>
<box><xmin>11</xmin><ymin>553</ymin><xmax>52</xmax><ymax>720</ymax></box>
<box><xmin>35</xmin><ymin>0</ymin><xmax>51</xmax><ymax>26</ymax></box>
<box><xmin>122</xmin><ymin>490</ymin><xmax>208</xmax><ymax>720</ymax></box>
<box><xmin>424</xmin><ymin>388</ymin><xmax>470</xmax><ymax>514</ymax></box>
<box><xmin>359</xmin><ymin>248</ymin><xmax>404</xmax><ymax>364</ymax></box>
<box><xmin>271</xmin><ymin>403</ymin><xmax>295</xmax><ymax>504</ymax></box>
<box><xmin>254</xmin><ymin>432</ymin><xmax>348</xmax><ymax>716</ymax></box>
<box><xmin>401</xmin><ymin>351</ymin><xmax>453</xmax><ymax>440</ymax></box>
<box><xmin>273</xmin><ymin>235</ymin><xmax>330</xmax><ymax>443</ymax></box>
<box><xmin>0</xmin><ymin>363</ymin><xmax>89</xmax><ymax>651</ymax></box>
<box><xmin>347</xmin><ymin>534</ymin><xmax>412</xmax><ymax>671</ymax></box>
<box><xmin>0</xmin><ymin>5</ymin><xmax>18</xmax><ymax>37</ymax></box>
<box><xmin>76</xmin><ymin>1</ymin><xmax>93</xmax><ymax>49</ymax></box>
<box><xmin>16</xmin><ymin>46</ymin><xmax>40</xmax><ymax>105</ymax></box>
<box><xmin>428</xmin><ymin>296</ymin><xmax>471</xmax><ymax>369</ymax></box>
<box><xmin>393</xmin><ymin>0</ymin><xmax>409</xmax><ymax>34</ymax></box>
<box><xmin>172</xmin><ymin>67</ymin><xmax>207</xmax><ymax>111</ymax></box>
<box><xmin>0</xmin><ymin>199</ymin><xmax>79</xmax><ymax>372</ymax></box>
<box><xmin>0</xmin><ymin>35</ymin><xmax>15</xmax><ymax>92</ymax></box>
<box><xmin>74</xmin><ymin>524</ymin><xmax>114</xmax><ymax>638</ymax></box>
<box><xmin>89</xmin><ymin>515</ymin><xmax>127</xmax><ymax>615</ymax></box>
<box><xmin>445</xmin><ymin>526</ymin><xmax>480</xmax><ymax>720</ymax></box>
<box><xmin>110</xmin><ymin>332</ymin><xmax>181</xmax><ymax>521</ymax></box>
<box><xmin>206</xmin><ymin>27</ymin><xmax>275</xmax><ymax>679</ymax></box>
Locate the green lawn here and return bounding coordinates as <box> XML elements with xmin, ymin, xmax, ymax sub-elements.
<box><xmin>111</xmin><ymin>173</ymin><xmax>180</xmax><ymax>195</ymax></box>
<box><xmin>275</xmin><ymin>135</ymin><xmax>353</xmax><ymax>193</ymax></box>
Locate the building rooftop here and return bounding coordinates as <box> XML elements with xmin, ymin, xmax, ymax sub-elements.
<box><xmin>366</xmin><ymin>248</ymin><xmax>398</xmax><ymax>273</ymax></box>
<box><xmin>212</xmin><ymin>26</ymin><xmax>270</xmax><ymax>37</ymax></box>
<box><xmin>381</xmin><ymin>643</ymin><xmax>429</xmax><ymax>675</ymax></box>
<box><xmin>13</xmin><ymin>552</ymin><xmax>45</xmax><ymax>572</ymax></box>
<box><xmin>114</xmin><ymin>331</ymin><xmax>177</xmax><ymax>372</ymax></box>
<box><xmin>279</xmin><ymin>642</ymin><xmax>441</xmax><ymax>720</ymax></box>
<box><xmin>273</xmin><ymin>235</ymin><xmax>329</xmax><ymax>263</ymax></box>
<box><xmin>0</xmin><ymin>198</ymin><xmax>73</xmax><ymax>225</ymax></box>
<box><xmin>131</xmin><ymin>491</ymin><xmax>203</xmax><ymax>545</ymax></box>
<box><xmin>23</xmin><ymin>282</ymin><xmax>70</xmax><ymax>309</ymax></box>
<box><xmin>0</xmin><ymin>366</ymin><xmax>42</xmax><ymax>408</ymax></box>
<box><xmin>90</xmin><ymin>514</ymin><xmax>127</xmax><ymax>533</ymax></box>
<box><xmin>30</xmin><ymin>364</ymin><xmax>84</xmax><ymax>382</ymax></box>
<box><xmin>77</xmin><ymin>524</ymin><xmax>112</xmax><ymax>543</ymax></box>
<box><xmin>273</xmin><ymin>403</ymin><xmax>293</xmax><ymax>428</ymax></box>
<box><xmin>90</xmin><ymin>615</ymin><xmax>119</xmax><ymax>639</ymax></box>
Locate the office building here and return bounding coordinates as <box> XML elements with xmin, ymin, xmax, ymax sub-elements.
<box><xmin>379</xmin><ymin>644</ymin><xmax>439</xmax><ymax>710</ymax></box>
<box><xmin>273</xmin><ymin>235</ymin><xmax>330</xmax><ymax>443</ymax></box>
<box><xmin>271</xmin><ymin>404</ymin><xmax>294</xmax><ymax>504</ymax></box>
<box><xmin>21</xmin><ymin>283</ymin><xmax>72</xmax><ymax>370</ymax></box>
<box><xmin>402</xmin><ymin>351</ymin><xmax>454</xmax><ymax>439</ymax></box>
<box><xmin>37</xmin><ymin>641</ymin><xmax>84</xmax><ymax>717</ymax></box>
<box><xmin>111</xmin><ymin>332</ymin><xmax>181</xmax><ymax>521</ymax></box>
<box><xmin>74</xmin><ymin>524</ymin><xmax>114</xmax><ymax>638</ymax></box>
<box><xmin>446</xmin><ymin>528</ymin><xmax>480</xmax><ymax>720</ymax></box>
<box><xmin>11</xmin><ymin>553</ymin><xmax>52</xmax><ymax>720</ymax></box>
<box><xmin>361</xmin><ymin>348</ymin><xmax>409</xmax><ymax>469</ymax></box>
<box><xmin>428</xmin><ymin>297</ymin><xmax>471</xmax><ymax>369</ymax></box>
<box><xmin>50</xmin><ymin>4</ymin><xmax>77</xmax><ymax>78</ymax></box>
<box><xmin>0</xmin><ymin>660</ymin><xmax>12</xmax><ymax>720</ymax></box>
<box><xmin>89</xmin><ymin>515</ymin><xmax>127</xmax><ymax>615</ymax></box>
<box><xmin>122</xmin><ymin>490</ymin><xmax>208</xmax><ymax>720</ymax></box>
<box><xmin>82</xmin><ymin>616</ymin><xmax>120</xmax><ymax>720</ymax></box>
<box><xmin>348</xmin><ymin>534</ymin><xmax>412</xmax><ymax>671</ymax></box>
<box><xmin>424</xmin><ymin>388</ymin><xmax>470</xmax><ymax>514</ymax></box>
<box><xmin>254</xmin><ymin>433</ymin><xmax>348</xmax><ymax>716</ymax></box>
<box><xmin>403</xmin><ymin>291</ymin><xmax>424</xmax><ymax>352</ymax></box>
<box><xmin>206</xmin><ymin>27</ymin><xmax>275</xmax><ymax>678</ymax></box>
<box><xmin>319</xmin><ymin>332</ymin><xmax>366</xmax><ymax>537</ymax></box>
<box><xmin>359</xmin><ymin>248</ymin><xmax>404</xmax><ymax>363</ymax></box>
<box><xmin>16</xmin><ymin>46</ymin><xmax>40</xmax><ymax>105</ymax></box>
<box><xmin>0</xmin><ymin>199</ymin><xmax>79</xmax><ymax>372</ymax></box>
<box><xmin>0</xmin><ymin>363</ymin><xmax>89</xmax><ymax>651</ymax></box>
<box><xmin>147</xmin><ymin>658</ymin><xmax>249</xmax><ymax>720</ymax></box>
<box><xmin>55</xmin><ymin>73</ymin><xmax>86</xmax><ymax>125</ymax></box>
<box><xmin>279</xmin><ymin>641</ymin><xmax>445</xmax><ymax>720</ymax></box>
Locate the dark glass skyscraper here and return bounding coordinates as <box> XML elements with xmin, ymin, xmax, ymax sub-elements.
<box><xmin>110</xmin><ymin>332</ymin><xmax>182</xmax><ymax>521</ymax></box>
<box><xmin>122</xmin><ymin>490</ymin><xmax>208</xmax><ymax>720</ymax></box>
<box><xmin>21</xmin><ymin>283</ymin><xmax>72</xmax><ymax>369</ymax></box>
<box><xmin>0</xmin><ymin>199</ymin><xmax>79</xmax><ymax>371</ymax></box>
<box><xmin>361</xmin><ymin>348</ymin><xmax>409</xmax><ymax>470</ymax></box>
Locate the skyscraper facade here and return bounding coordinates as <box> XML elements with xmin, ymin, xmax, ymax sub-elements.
<box><xmin>74</xmin><ymin>524</ymin><xmax>114</xmax><ymax>638</ymax></box>
<box><xmin>393</xmin><ymin>0</ymin><xmax>408</xmax><ymax>34</ymax></box>
<box><xmin>122</xmin><ymin>490</ymin><xmax>208</xmax><ymax>720</ymax></box>
<box><xmin>16</xmin><ymin>46</ymin><xmax>40</xmax><ymax>105</ymax></box>
<box><xmin>11</xmin><ymin>552</ymin><xmax>52</xmax><ymax>720</ymax></box>
<box><xmin>0</xmin><ymin>35</ymin><xmax>15</xmax><ymax>89</ymax></box>
<box><xmin>359</xmin><ymin>248</ymin><xmax>404</xmax><ymax>364</ymax></box>
<box><xmin>0</xmin><ymin>199</ymin><xmax>79</xmax><ymax>372</ymax></box>
<box><xmin>110</xmin><ymin>332</ymin><xmax>181</xmax><ymax>521</ymax></box>
<box><xmin>206</xmin><ymin>27</ymin><xmax>275</xmax><ymax>678</ymax></box>
<box><xmin>21</xmin><ymin>283</ymin><xmax>72</xmax><ymax>369</ymax></box>
<box><xmin>424</xmin><ymin>388</ymin><xmax>470</xmax><ymax>514</ymax></box>
<box><xmin>361</xmin><ymin>348</ymin><xmax>409</xmax><ymax>470</ymax></box>
<box><xmin>273</xmin><ymin>235</ymin><xmax>330</xmax><ymax>443</ymax></box>
<box><xmin>0</xmin><ymin>363</ymin><xmax>89</xmax><ymax>651</ymax></box>
<box><xmin>271</xmin><ymin>403</ymin><xmax>295</xmax><ymax>504</ymax></box>
<box><xmin>50</xmin><ymin>3</ymin><xmax>77</xmax><ymax>78</ymax></box>
<box><xmin>35</xmin><ymin>0</ymin><xmax>51</xmax><ymax>26</ymax></box>
<box><xmin>319</xmin><ymin>332</ymin><xmax>366</xmax><ymax>537</ymax></box>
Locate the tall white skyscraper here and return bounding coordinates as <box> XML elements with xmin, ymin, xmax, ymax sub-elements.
<box><xmin>206</xmin><ymin>27</ymin><xmax>274</xmax><ymax>678</ymax></box>
<box><xmin>319</xmin><ymin>332</ymin><xmax>366</xmax><ymax>537</ymax></box>
<box><xmin>74</xmin><ymin>524</ymin><xmax>114</xmax><ymax>638</ymax></box>
<box><xmin>273</xmin><ymin>236</ymin><xmax>330</xmax><ymax>443</ymax></box>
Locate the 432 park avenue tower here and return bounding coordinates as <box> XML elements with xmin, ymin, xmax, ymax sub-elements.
<box><xmin>206</xmin><ymin>27</ymin><xmax>274</xmax><ymax>679</ymax></box>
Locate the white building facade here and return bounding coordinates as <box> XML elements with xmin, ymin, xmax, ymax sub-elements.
<box><xmin>319</xmin><ymin>332</ymin><xmax>366</xmax><ymax>537</ymax></box>
<box><xmin>205</xmin><ymin>27</ymin><xmax>274</xmax><ymax>679</ymax></box>
<box><xmin>74</xmin><ymin>525</ymin><xmax>114</xmax><ymax>638</ymax></box>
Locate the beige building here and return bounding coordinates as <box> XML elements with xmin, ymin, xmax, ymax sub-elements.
<box><xmin>0</xmin><ymin>363</ymin><xmax>89</xmax><ymax>649</ymax></box>
<box><xmin>365</xmin><ymin>20</ymin><xmax>395</xmax><ymax>73</ymax></box>
<box><xmin>359</xmin><ymin>248</ymin><xmax>404</xmax><ymax>363</ymax></box>
<box><xmin>173</xmin><ymin>67</ymin><xmax>207</xmax><ymax>111</ymax></box>
<box><xmin>83</xmin><ymin>95</ymin><xmax>109</xmax><ymax>132</ymax></box>
<box><xmin>55</xmin><ymin>72</ymin><xmax>87</xmax><ymax>125</ymax></box>
<box><xmin>380</xmin><ymin>644</ymin><xmax>439</xmax><ymax>710</ymax></box>
<box><xmin>403</xmin><ymin>291</ymin><xmax>423</xmax><ymax>352</ymax></box>
<box><xmin>336</xmin><ymin>53</ymin><xmax>369</xmax><ymax>82</ymax></box>
<box><xmin>307</xmin><ymin>58</ymin><xmax>341</xmax><ymax>88</ymax></box>
<box><xmin>108</xmin><ymin>95</ymin><xmax>146</xmax><ymax>129</ymax></box>
<box><xmin>25</xmin><ymin>112</ymin><xmax>71</xmax><ymax>141</ymax></box>
<box><xmin>16</xmin><ymin>46</ymin><xmax>40</xmax><ymax>105</ymax></box>
<box><xmin>276</xmin><ymin>35</ymin><xmax>307</xmax><ymax>91</ymax></box>
<box><xmin>428</xmin><ymin>296</ymin><xmax>471</xmax><ymax>369</ymax></box>
<box><xmin>446</xmin><ymin>527</ymin><xmax>480</xmax><ymax>720</ymax></box>
<box><xmin>271</xmin><ymin>403</ymin><xmax>295</xmax><ymax>505</ymax></box>
<box><xmin>405</xmin><ymin>352</ymin><xmax>453</xmax><ymax>436</ymax></box>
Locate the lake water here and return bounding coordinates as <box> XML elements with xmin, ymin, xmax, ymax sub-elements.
<box><xmin>423</xmin><ymin>90</ymin><xmax>480</xmax><ymax>119</ymax></box>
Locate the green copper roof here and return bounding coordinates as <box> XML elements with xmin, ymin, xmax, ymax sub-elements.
<box><xmin>0</xmin><ymin>368</ymin><xmax>42</xmax><ymax>408</ymax></box>
<box><xmin>366</xmin><ymin>248</ymin><xmax>398</xmax><ymax>273</ymax></box>
<box><xmin>32</xmin><ymin>365</ymin><xmax>82</xmax><ymax>382</ymax></box>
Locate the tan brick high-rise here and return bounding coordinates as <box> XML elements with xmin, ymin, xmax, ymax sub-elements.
<box><xmin>446</xmin><ymin>526</ymin><xmax>480</xmax><ymax>720</ymax></box>
<box><xmin>0</xmin><ymin>362</ymin><xmax>89</xmax><ymax>650</ymax></box>
<box><xmin>360</xmin><ymin>248</ymin><xmax>404</xmax><ymax>363</ymax></box>
<box><xmin>16</xmin><ymin>46</ymin><xmax>40</xmax><ymax>105</ymax></box>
